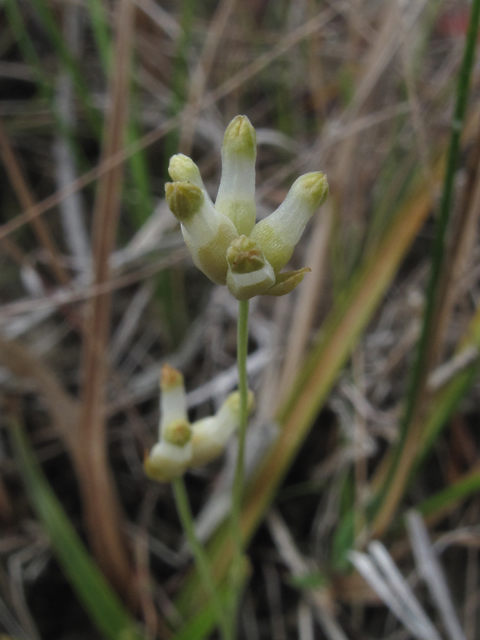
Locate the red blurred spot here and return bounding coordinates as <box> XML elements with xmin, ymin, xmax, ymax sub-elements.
<box><xmin>436</xmin><ymin>10</ymin><xmax>469</xmax><ymax>37</ymax></box>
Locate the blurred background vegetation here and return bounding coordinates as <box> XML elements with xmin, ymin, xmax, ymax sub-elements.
<box><xmin>1</xmin><ymin>0</ymin><xmax>480</xmax><ymax>639</ymax></box>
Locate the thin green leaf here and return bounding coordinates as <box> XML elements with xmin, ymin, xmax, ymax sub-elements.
<box><xmin>85</xmin><ymin>0</ymin><xmax>111</xmax><ymax>71</ymax></box>
<box><xmin>10</xmin><ymin>419</ymin><xmax>144</xmax><ymax>640</ymax></box>
<box><xmin>288</xmin><ymin>571</ymin><xmax>328</xmax><ymax>591</ymax></box>
<box><xmin>419</xmin><ymin>467</ymin><xmax>480</xmax><ymax>520</ymax></box>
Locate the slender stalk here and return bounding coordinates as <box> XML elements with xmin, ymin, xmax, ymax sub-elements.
<box><xmin>229</xmin><ymin>299</ymin><xmax>250</xmax><ymax>625</ymax></box>
<box><xmin>172</xmin><ymin>477</ymin><xmax>231</xmax><ymax>640</ymax></box>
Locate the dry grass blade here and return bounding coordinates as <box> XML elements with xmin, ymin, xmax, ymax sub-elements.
<box><xmin>278</xmin><ymin>205</ymin><xmax>332</xmax><ymax>397</ymax></box>
<box><xmin>371</xmin><ymin>0</ymin><xmax>480</xmax><ymax>537</ymax></box>
<box><xmin>78</xmin><ymin>0</ymin><xmax>136</xmax><ymax>601</ymax></box>
<box><xmin>0</xmin><ymin>117</ymin><xmax>70</xmax><ymax>287</ymax></box>
<box><xmin>0</xmin><ymin>335</ymin><xmax>78</xmax><ymax>451</ymax></box>
<box><xmin>428</xmin><ymin>122</ymin><xmax>480</xmax><ymax>364</ymax></box>
<box><xmin>407</xmin><ymin>511</ymin><xmax>466</xmax><ymax>640</ymax></box>
<box><xmin>297</xmin><ymin>601</ymin><xmax>314</xmax><ymax>640</ymax></box>
<box><xmin>0</xmin><ymin>7</ymin><xmax>334</xmax><ymax>244</ymax></box>
<box><xmin>0</xmin><ymin>234</ymin><xmax>42</xmax><ymax>294</ymax></box>
<box><xmin>349</xmin><ymin>543</ymin><xmax>442</xmax><ymax>640</ymax></box>
<box><xmin>178</xmin><ymin>0</ymin><xmax>237</xmax><ymax>154</ymax></box>
<box><xmin>368</xmin><ymin>541</ymin><xmax>442</xmax><ymax>640</ymax></box>
<box><xmin>54</xmin><ymin>2</ymin><xmax>91</xmax><ymax>267</ymax></box>
<box><xmin>0</xmin><ymin>249</ymin><xmax>185</xmax><ymax>321</ymax></box>
<box><xmin>0</xmin><ymin>595</ymin><xmax>30</xmax><ymax>640</ymax></box>
<box><xmin>245</xmin><ymin>169</ymin><xmax>442</xmax><ymax>535</ymax></box>
<box><xmin>267</xmin><ymin>510</ymin><xmax>349</xmax><ymax>640</ymax></box>
<box><xmin>345</xmin><ymin>0</ymin><xmax>428</xmax><ymax>121</ymax></box>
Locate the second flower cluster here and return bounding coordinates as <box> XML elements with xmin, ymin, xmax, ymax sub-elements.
<box><xmin>144</xmin><ymin>364</ymin><xmax>254</xmax><ymax>482</ymax></box>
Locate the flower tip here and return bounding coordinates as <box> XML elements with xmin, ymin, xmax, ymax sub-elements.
<box><xmin>224</xmin><ymin>389</ymin><xmax>255</xmax><ymax>414</ymax></box>
<box><xmin>294</xmin><ymin>172</ymin><xmax>329</xmax><ymax>208</ymax></box>
<box><xmin>226</xmin><ymin>235</ymin><xmax>265</xmax><ymax>274</ymax></box>
<box><xmin>144</xmin><ymin>443</ymin><xmax>190</xmax><ymax>482</ymax></box>
<box><xmin>223</xmin><ymin>115</ymin><xmax>257</xmax><ymax>159</ymax></box>
<box><xmin>164</xmin><ymin>419</ymin><xmax>192</xmax><ymax>447</ymax></box>
<box><xmin>165</xmin><ymin>181</ymin><xmax>204</xmax><ymax>222</ymax></box>
<box><xmin>168</xmin><ymin>154</ymin><xmax>201</xmax><ymax>184</ymax></box>
<box><xmin>160</xmin><ymin>363</ymin><xmax>184</xmax><ymax>390</ymax></box>
<box><xmin>226</xmin><ymin>236</ymin><xmax>275</xmax><ymax>299</ymax></box>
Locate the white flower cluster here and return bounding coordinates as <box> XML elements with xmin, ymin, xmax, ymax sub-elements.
<box><xmin>144</xmin><ymin>364</ymin><xmax>254</xmax><ymax>482</ymax></box>
<box><xmin>165</xmin><ymin>115</ymin><xmax>329</xmax><ymax>300</ymax></box>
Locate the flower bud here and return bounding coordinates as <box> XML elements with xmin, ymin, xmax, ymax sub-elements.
<box><xmin>266</xmin><ymin>268</ymin><xmax>311</xmax><ymax>297</ymax></box>
<box><xmin>226</xmin><ymin>236</ymin><xmax>275</xmax><ymax>300</ymax></box>
<box><xmin>165</xmin><ymin>181</ymin><xmax>203</xmax><ymax>224</ymax></box>
<box><xmin>168</xmin><ymin>154</ymin><xmax>204</xmax><ymax>189</ymax></box>
<box><xmin>250</xmin><ymin>172</ymin><xmax>328</xmax><ymax>273</ymax></box>
<box><xmin>165</xmin><ymin>181</ymin><xmax>238</xmax><ymax>284</ymax></box>
<box><xmin>159</xmin><ymin>364</ymin><xmax>188</xmax><ymax>438</ymax></box>
<box><xmin>168</xmin><ymin>154</ymin><xmax>213</xmax><ymax>204</ymax></box>
<box><xmin>163</xmin><ymin>419</ymin><xmax>192</xmax><ymax>447</ymax></box>
<box><xmin>215</xmin><ymin>116</ymin><xmax>257</xmax><ymax>236</ymax></box>
<box><xmin>144</xmin><ymin>364</ymin><xmax>193</xmax><ymax>482</ymax></box>
<box><xmin>190</xmin><ymin>390</ymin><xmax>255</xmax><ymax>468</ymax></box>
<box><xmin>144</xmin><ymin>440</ymin><xmax>192</xmax><ymax>482</ymax></box>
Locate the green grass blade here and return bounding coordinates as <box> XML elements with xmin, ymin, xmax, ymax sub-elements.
<box><xmin>418</xmin><ymin>364</ymin><xmax>478</xmax><ymax>469</ymax></box>
<box><xmin>172</xmin><ymin>591</ymin><xmax>235</xmax><ymax>640</ymax></box>
<box><xmin>419</xmin><ymin>466</ymin><xmax>480</xmax><ymax>520</ymax></box>
<box><xmin>10</xmin><ymin>419</ymin><xmax>144</xmax><ymax>640</ymax></box>
<box><xmin>407</xmin><ymin>302</ymin><xmax>480</xmax><ymax>482</ymax></box>
<box><xmin>85</xmin><ymin>0</ymin><xmax>111</xmax><ymax>71</ymax></box>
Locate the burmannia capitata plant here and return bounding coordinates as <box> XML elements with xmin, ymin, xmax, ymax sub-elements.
<box><xmin>145</xmin><ymin>115</ymin><xmax>328</xmax><ymax>640</ymax></box>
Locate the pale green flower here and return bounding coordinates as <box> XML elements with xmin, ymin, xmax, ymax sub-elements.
<box><xmin>190</xmin><ymin>390</ymin><xmax>255</xmax><ymax>468</ymax></box>
<box><xmin>144</xmin><ymin>364</ymin><xmax>192</xmax><ymax>482</ymax></box>
<box><xmin>144</xmin><ymin>364</ymin><xmax>255</xmax><ymax>482</ymax></box>
<box><xmin>165</xmin><ymin>115</ymin><xmax>328</xmax><ymax>300</ymax></box>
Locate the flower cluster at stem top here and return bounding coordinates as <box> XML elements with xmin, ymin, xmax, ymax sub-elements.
<box><xmin>165</xmin><ymin>115</ymin><xmax>329</xmax><ymax>300</ymax></box>
<box><xmin>144</xmin><ymin>364</ymin><xmax>254</xmax><ymax>482</ymax></box>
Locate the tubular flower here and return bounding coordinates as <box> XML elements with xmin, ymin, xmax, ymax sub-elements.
<box><xmin>190</xmin><ymin>390</ymin><xmax>255</xmax><ymax>468</ymax></box>
<box><xmin>165</xmin><ymin>115</ymin><xmax>328</xmax><ymax>300</ymax></box>
<box><xmin>144</xmin><ymin>364</ymin><xmax>255</xmax><ymax>482</ymax></box>
<box><xmin>144</xmin><ymin>364</ymin><xmax>193</xmax><ymax>482</ymax></box>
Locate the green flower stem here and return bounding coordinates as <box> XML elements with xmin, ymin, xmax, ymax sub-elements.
<box><xmin>230</xmin><ymin>299</ymin><xmax>250</xmax><ymax>624</ymax></box>
<box><xmin>172</xmin><ymin>478</ymin><xmax>231</xmax><ymax>640</ymax></box>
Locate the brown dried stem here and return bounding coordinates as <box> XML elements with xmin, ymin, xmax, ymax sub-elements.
<box><xmin>0</xmin><ymin>117</ymin><xmax>70</xmax><ymax>287</ymax></box>
<box><xmin>78</xmin><ymin>0</ymin><xmax>136</xmax><ymax>602</ymax></box>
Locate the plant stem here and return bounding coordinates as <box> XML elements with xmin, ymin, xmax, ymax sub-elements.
<box><xmin>230</xmin><ymin>299</ymin><xmax>250</xmax><ymax>624</ymax></box>
<box><xmin>172</xmin><ymin>477</ymin><xmax>231</xmax><ymax>640</ymax></box>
